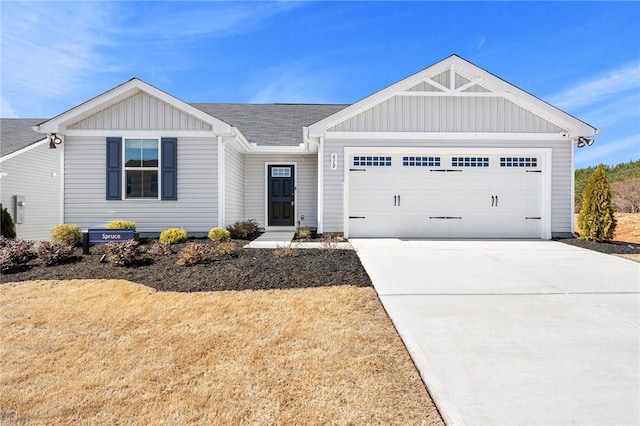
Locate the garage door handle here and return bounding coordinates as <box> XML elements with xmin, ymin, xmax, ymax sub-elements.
<box><xmin>495</xmin><ymin>195</ymin><xmax>498</xmax><ymax>207</ymax></box>
<box><xmin>397</xmin><ymin>195</ymin><xmax>400</xmax><ymax>206</ymax></box>
<box><xmin>525</xmin><ymin>217</ymin><xmax>541</xmax><ymax>220</ymax></box>
<box><xmin>394</xmin><ymin>195</ymin><xmax>397</xmax><ymax>206</ymax></box>
<box><xmin>349</xmin><ymin>216</ymin><xmax>366</xmax><ymax>219</ymax></box>
<box><xmin>491</xmin><ymin>195</ymin><xmax>495</xmax><ymax>206</ymax></box>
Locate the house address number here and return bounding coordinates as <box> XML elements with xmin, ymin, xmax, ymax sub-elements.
<box><xmin>330</xmin><ymin>153</ymin><xmax>338</xmax><ymax>170</ymax></box>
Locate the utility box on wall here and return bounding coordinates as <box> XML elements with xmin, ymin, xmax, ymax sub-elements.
<box><xmin>13</xmin><ymin>195</ymin><xmax>25</xmax><ymax>224</ymax></box>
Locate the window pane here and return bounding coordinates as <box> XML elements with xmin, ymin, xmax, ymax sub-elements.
<box><xmin>125</xmin><ymin>139</ymin><xmax>142</xmax><ymax>167</ymax></box>
<box><xmin>126</xmin><ymin>171</ymin><xmax>158</xmax><ymax>198</ymax></box>
<box><xmin>141</xmin><ymin>139</ymin><xmax>158</xmax><ymax>167</ymax></box>
<box><xmin>125</xmin><ymin>139</ymin><xmax>158</xmax><ymax>167</ymax></box>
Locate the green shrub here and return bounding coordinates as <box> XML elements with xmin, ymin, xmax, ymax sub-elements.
<box><xmin>51</xmin><ymin>224</ymin><xmax>82</xmax><ymax>246</ymax></box>
<box><xmin>208</xmin><ymin>227</ymin><xmax>231</xmax><ymax>242</ymax></box>
<box><xmin>106</xmin><ymin>240</ymin><xmax>140</xmax><ymax>266</ymax></box>
<box><xmin>0</xmin><ymin>237</ymin><xmax>36</xmax><ymax>272</ymax></box>
<box><xmin>159</xmin><ymin>228</ymin><xmax>188</xmax><ymax>245</ymax></box>
<box><xmin>211</xmin><ymin>241</ymin><xmax>236</xmax><ymax>257</ymax></box>
<box><xmin>226</xmin><ymin>219</ymin><xmax>260</xmax><ymax>239</ymax></box>
<box><xmin>106</xmin><ymin>220</ymin><xmax>136</xmax><ymax>229</ymax></box>
<box><xmin>177</xmin><ymin>242</ymin><xmax>209</xmax><ymax>266</ymax></box>
<box><xmin>0</xmin><ymin>204</ymin><xmax>16</xmax><ymax>238</ymax></box>
<box><xmin>37</xmin><ymin>241</ymin><xmax>76</xmax><ymax>266</ymax></box>
<box><xmin>578</xmin><ymin>165</ymin><xmax>617</xmax><ymax>241</ymax></box>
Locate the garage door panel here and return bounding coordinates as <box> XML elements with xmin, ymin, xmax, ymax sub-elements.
<box><xmin>348</xmin><ymin>152</ymin><xmax>544</xmax><ymax>239</ymax></box>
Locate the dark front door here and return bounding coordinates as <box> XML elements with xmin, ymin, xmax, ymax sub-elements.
<box><xmin>268</xmin><ymin>165</ymin><xmax>295</xmax><ymax>226</ymax></box>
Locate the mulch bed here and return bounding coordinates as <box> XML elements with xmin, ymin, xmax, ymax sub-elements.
<box><xmin>0</xmin><ymin>239</ymin><xmax>372</xmax><ymax>292</ymax></box>
<box><xmin>555</xmin><ymin>237</ymin><xmax>640</xmax><ymax>255</ymax></box>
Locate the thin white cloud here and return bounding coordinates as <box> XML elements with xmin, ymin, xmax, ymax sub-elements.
<box><xmin>1</xmin><ymin>2</ymin><xmax>121</xmax><ymax>117</ymax></box>
<box><xmin>548</xmin><ymin>61</ymin><xmax>640</xmax><ymax>110</ymax></box>
<box><xmin>580</xmin><ymin>93</ymin><xmax>640</xmax><ymax>128</ymax></box>
<box><xmin>0</xmin><ymin>2</ymin><xmax>305</xmax><ymax>117</ymax></box>
<box><xmin>575</xmin><ymin>133</ymin><xmax>640</xmax><ymax>167</ymax></box>
<box><xmin>247</xmin><ymin>61</ymin><xmax>336</xmax><ymax>104</ymax></box>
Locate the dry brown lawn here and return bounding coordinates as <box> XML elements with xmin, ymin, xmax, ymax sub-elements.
<box><xmin>575</xmin><ymin>212</ymin><xmax>640</xmax><ymax>244</ymax></box>
<box><xmin>0</xmin><ymin>279</ymin><xmax>443</xmax><ymax>425</ymax></box>
<box><xmin>613</xmin><ymin>213</ymin><xmax>640</xmax><ymax>244</ymax></box>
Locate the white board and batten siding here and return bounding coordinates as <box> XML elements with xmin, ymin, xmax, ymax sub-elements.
<box><xmin>64</xmin><ymin>136</ymin><xmax>218</xmax><ymax>233</ymax></box>
<box><xmin>322</xmin><ymin>138</ymin><xmax>572</xmax><ymax>237</ymax></box>
<box><xmin>328</xmin><ymin>96</ymin><xmax>565</xmax><ymax>134</ymax></box>
<box><xmin>0</xmin><ymin>142</ymin><xmax>61</xmax><ymax>240</ymax></box>
<box><xmin>244</xmin><ymin>154</ymin><xmax>318</xmax><ymax>229</ymax></box>
<box><xmin>69</xmin><ymin>91</ymin><xmax>213</xmax><ymax>131</ymax></box>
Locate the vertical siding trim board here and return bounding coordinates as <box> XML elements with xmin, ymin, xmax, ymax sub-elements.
<box><xmin>317</xmin><ymin>137</ymin><xmax>324</xmax><ymax>234</ymax></box>
<box><xmin>217</xmin><ymin>136</ymin><xmax>224</xmax><ymax>227</ymax></box>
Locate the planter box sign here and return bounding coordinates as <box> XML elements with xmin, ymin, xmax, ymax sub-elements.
<box><xmin>88</xmin><ymin>229</ymin><xmax>135</xmax><ymax>244</ymax></box>
<box><xmin>83</xmin><ymin>228</ymin><xmax>135</xmax><ymax>254</ymax></box>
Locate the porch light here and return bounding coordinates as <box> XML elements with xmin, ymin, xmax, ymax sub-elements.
<box><xmin>576</xmin><ymin>136</ymin><xmax>594</xmax><ymax>148</ymax></box>
<box><xmin>48</xmin><ymin>133</ymin><xmax>63</xmax><ymax>149</ymax></box>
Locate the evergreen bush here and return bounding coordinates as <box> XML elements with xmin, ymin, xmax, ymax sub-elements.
<box><xmin>51</xmin><ymin>224</ymin><xmax>82</xmax><ymax>246</ymax></box>
<box><xmin>208</xmin><ymin>227</ymin><xmax>231</xmax><ymax>242</ymax></box>
<box><xmin>159</xmin><ymin>228</ymin><xmax>188</xmax><ymax>245</ymax></box>
<box><xmin>577</xmin><ymin>165</ymin><xmax>616</xmax><ymax>241</ymax></box>
<box><xmin>106</xmin><ymin>220</ymin><xmax>136</xmax><ymax>229</ymax></box>
<box><xmin>0</xmin><ymin>204</ymin><xmax>16</xmax><ymax>238</ymax></box>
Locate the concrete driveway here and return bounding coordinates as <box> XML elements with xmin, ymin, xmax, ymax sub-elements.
<box><xmin>349</xmin><ymin>239</ymin><xmax>640</xmax><ymax>425</ymax></box>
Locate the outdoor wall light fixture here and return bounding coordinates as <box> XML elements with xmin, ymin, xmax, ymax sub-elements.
<box><xmin>48</xmin><ymin>133</ymin><xmax>63</xmax><ymax>149</ymax></box>
<box><xmin>576</xmin><ymin>136</ymin><xmax>594</xmax><ymax>148</ymax></box>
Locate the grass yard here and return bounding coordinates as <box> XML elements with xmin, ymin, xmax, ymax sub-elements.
<box><xmin>0</xmin><ymin>279</ymin><xmax>443</xmax><ymax>425</ymax></box>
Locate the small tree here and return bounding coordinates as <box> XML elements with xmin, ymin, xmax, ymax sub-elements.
<box><xmin>0</xmin><ymin>204</ymin><xmax>16</xmax><ymax>238</ymax></box>
<box><xmin>577</xmin><ymin>165</ymin><xmax>616</xmax><ymax>241</ymax></box>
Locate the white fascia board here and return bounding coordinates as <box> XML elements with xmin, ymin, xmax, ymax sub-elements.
<box><xmin>35</xmin><ymin>78</ymin><xmax>232</xmax><ymax>135</ymax></box>
<box><xmin>323</xmin><ymin>131</ymin><xmax>569</xmax><ymax>141</ymax></box>
<box><xmin>243</xmin><ymin>144</ymin><xmax>315</xmax><ymax>155</ymax></box>
<box><xmin>0</xmin><ymin>138</ymin><xmax>50</xmax><ymax>163</ymax></box>
<box><xmin>64</xmin><ymin>129</ymin><xmax>233</xmax><ymax>138</ymax></box>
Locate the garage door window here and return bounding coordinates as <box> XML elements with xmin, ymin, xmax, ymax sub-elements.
<box><xmin>353</xmin><ymin>156</ymin><xmax>392</xmax><ymax>167</ymax></box>
<box><xmin>403</xmin><ymin>156</ymin><xmax>441</xmax><ymax>167</ymax></box>
<box><xmin>451</xmin><ymin>157</ymin><xmax>489</xmax><ymax>167</ymax></box>
<box><xmin>500</xmin><ymin>157</ymin><xmax>538</xmax><ymax>168</ymax></box>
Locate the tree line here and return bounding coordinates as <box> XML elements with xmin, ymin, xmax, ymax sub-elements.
<box><xmin>575</xmin><ymin>159</ymin><xmax>640</xmax><ymax>213</ymax></box>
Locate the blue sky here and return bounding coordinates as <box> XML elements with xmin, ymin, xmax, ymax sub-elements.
<box><xmin>1</xmin><ymin>1</ymin><xmax>638</xmax><ymax>168</ymax></box>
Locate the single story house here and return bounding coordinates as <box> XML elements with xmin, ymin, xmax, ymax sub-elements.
<box><xmin>9</xmin><ymin>55</ymin><xmax>599</xmax><ymax>240</ymax></box>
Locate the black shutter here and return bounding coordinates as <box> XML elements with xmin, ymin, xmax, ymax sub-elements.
<box><xmin>106</xmin><ymin>137</ymin><xmax>122</xmax><ymax>200</ymax></box>
<box><xmin>161</xmin><ymin>138</ymin><xmax>177</xmax><ymax>200</ymax></box>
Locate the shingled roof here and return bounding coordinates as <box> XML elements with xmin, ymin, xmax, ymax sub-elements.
<box><xmin>1</xmin><ymin>104</ymin><xmax>349</xmax><ymax>155</ymax></box>
<box><xmin>191</xmin><ymin>103</ymin><xmax>348</xmax><ymax>146</ymax></box>
<box><xmin>1</xmin><ymin>118</ymin><xmax>48</xmax><ymax>156</ymax></box>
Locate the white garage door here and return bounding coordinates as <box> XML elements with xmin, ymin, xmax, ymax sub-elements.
<box><xmin>348</xmin><ymin>152</ymin><xmax>544</xmax><ymax>238</ymax></box>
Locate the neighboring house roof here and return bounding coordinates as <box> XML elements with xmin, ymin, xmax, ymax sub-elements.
<box><xmin>191</xmin><ymin>103</ymin><xmax>348</xmax><ymax>146</ymax></box>
<box><xmin>1</xmin><ymin>118</ymin><xmax>48</xmax><ymax>156</ymax></box>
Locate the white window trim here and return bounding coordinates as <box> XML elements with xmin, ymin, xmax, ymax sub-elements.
<box><xmin>122</xmin><ymin>137</ymin><xmax>162</xmax><ymax>200</ymax></box>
